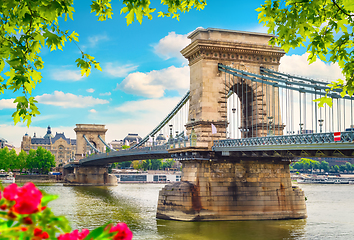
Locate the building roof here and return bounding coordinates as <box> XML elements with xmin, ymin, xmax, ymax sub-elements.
<box><xmin>123</xmin><ymin>133</ymin><xmax>142</xmax><ymax>142</ymax></box>
<box><xmin>43</xmin><ymin>126</ymin><xmax>54</xmax><ymax>139</ymax></box>
<box><xmin>156</xmin><ymin>134</ymin><xmax>166</xmax><ymax>141</ymax></box>
<box><xmin>29</xmin><ymin>126</ymin><xmax>76</xmax><ymax>145</ymax></box>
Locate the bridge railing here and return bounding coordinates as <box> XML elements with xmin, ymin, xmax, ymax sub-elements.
<box><xmin>213</xmin><ymin>131</ymin><xmax>354</xmax><ymax>149</ymax></box>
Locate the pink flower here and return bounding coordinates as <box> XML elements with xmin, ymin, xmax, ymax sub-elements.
<box><xmin>3</xmin><ymin>183</ymin><xmax>19</xmax><ymax>201</ymax></box>
<box><xmin>58</xmin><ymin>229</ymin><xmax>90</xmax><ymax>240</ymax></box>
<box><xmin>109</xmin><ymin>223</ymin><xmax>133</xmax><ymax>240</ymax></box>
<box><xmin>13</xmin><ymin>182</ymin><xmax>42</xmax><ymax>214</ymax></box>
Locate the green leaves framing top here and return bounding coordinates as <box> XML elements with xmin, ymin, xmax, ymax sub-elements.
<box><xmin>0</xmin><ymin>0</ymin><xmax>206</xmax><ymax>126</ymax></box>
<box><xmin>257</xmin><ymin>0</ymin><xmax>354</xmax><ymax>106</ymax></box>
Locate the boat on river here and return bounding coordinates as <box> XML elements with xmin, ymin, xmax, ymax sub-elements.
<box><xmin>297</xmin><ymin>177</ymin><xmax>354</xmax><ymax>184</ymax></box>
<box><xmin>0</xmin><ymin>171</ymin><xmax>15</xmax><ymax>184</ymax></box>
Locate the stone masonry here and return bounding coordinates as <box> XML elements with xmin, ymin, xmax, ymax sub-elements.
<box><xmin>157</xmin><ymin>160</ymin><xmax>306</xmax><ymax>221</ymax></box>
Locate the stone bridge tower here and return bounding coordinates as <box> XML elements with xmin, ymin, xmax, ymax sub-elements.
<box><xmin>157</xmin><ymin>28</ymin><xmax>306</xmax><ymax>222</ymax></box>
<box><xmin>181</xmin><ymin>28</ymin><xmax>285</xmax><ymax>147</ymax></box>
<box><xmin>74</xmin><ymin>124</ymin><xmax>107</xmax><ymax>160</ymax></box>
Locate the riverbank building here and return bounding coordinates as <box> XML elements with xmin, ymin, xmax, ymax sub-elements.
<box><xmin>21</xmin><ymin>126</ymin><xmax>76</xmax><ymax>166</ymax></box>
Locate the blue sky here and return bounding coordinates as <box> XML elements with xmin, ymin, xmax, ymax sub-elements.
<box><xmin>0</xmin><ymin>1</ymin><xmax>344</xmax><ymax>147</ymax></box>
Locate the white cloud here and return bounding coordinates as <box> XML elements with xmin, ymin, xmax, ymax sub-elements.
<box><xmin>99</xmin><ymin>92</ymin><xmax>111</xmax><ymax>96</ymax></box>
<box><xmin>105</xmin><ymin>63</ymin><xmax>138</xmax><ymax>78</ymax></box>
<box><xmin>153</xmin><ymin>32</ymin><xmax>190</xmax><ymax>62</ymax></box>
<box><xmin>51</xmin><ymin>69</ymin><xmax>85</xmax><ymax>81</ymax></box>
<box><xmin>89</xmin><ymin>109</ymin><xmax>97</xmax><ymax>113</ymax></box>
<box><xmin>88</xmin><ymin>34</ymin><xmax>109</xmax><ymax>48</ymax></box>
<box><xmin>117</xmin><ymin>65</ymin><xmax>189</xmax><ymax>98</ymax></box>
<box><xmin>115</xmin><ymin>97</ymin><xmax>181</xmax><ymax>113</ymax></box>
<box><xmin>0</xmin><ymin>99</ymin><xmax>16</xmax><ymax>110</ymax></box>
<box><xmin>105</xmin><ymin>97</ymin><xmax>183</xmax><ymax>142</ymax></box>
<box><xmin>249</xmin><ymin>25</ymin><xmax>269</xmax><ymax>34</ymax></box>
<box><xmin>86</xmin><ymin>88</ymin><xmax>95</xmax><ymax>93</ymax></box>
<box><xmin>36</xmin><ymin>91</ymin><xmax>109</xmax><ymax>108</ymax></box>
<box><xmin>280</xmin><ymin>53</ymin><xmax>344</xmax><ymax>82</ymax></box>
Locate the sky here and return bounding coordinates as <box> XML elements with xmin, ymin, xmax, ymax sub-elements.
<box><xmin>0</xmin><ymin>1</ymin><xmax>345</xmax><ymax>148</ymax></box>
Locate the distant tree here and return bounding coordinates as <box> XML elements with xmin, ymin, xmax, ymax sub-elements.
<box><xmin>0</xmin><ymin>147</ymin><xmax>10</xmax><ymax>171</ymax></box>
<box><xmin>35</xmin><ymin>147</ymin><xmax>55</xmax><ymax>174</ymax></box>
<box><xmin>293</xmin><ymin>162</ymin><xmax>303</xmax><ymax>171</ymax></box>
<box><xmin>7</xmin><ymin>149</ymin><xmax>17</xmax><ymax>172</ymax></box>
<box><xmin>16</xmin><ymin>150</ymin><xmax>27</xmax><ymax>173</ymax></box>
<box><xmin>142</xmin><ymin>160</ymin><xmax>151</xmax><ymax>171</ymax></box>
<box><xmin>345</xmin><ymin>162</ymin><xmax>352</xmax><ymax>172</ymax></box>
<box><xmin>151</xmin><ymin>159</ymin><xmax>162</xmax><ymax>170</ymax></box>
<box><xmin>122</xmin><ymin>145</ymin><xmax>130</xmax><ymax>150</ymax></box>
<box><xmin>26</xmin><ymin>149</ymin><xmax>37</xmax><ymax>173</ymax></box>
<box><xmin>333</xmin><ymin>165</ymin><xmax>340</xmax><ymax>173</ymax></box>
<box><xmin>320</xmin><ymin>161</ymin><xmax>330</xmax><ymax>172</ymax></box>
<box><xmin>132</xmin><ymin>160</ymin><xmax>142</xmax><ymax>170</ymax></box>
<box><xmin>118</xmin><ymin>161</ymin><xmax>132</xmax><ymax>169</ymax></box>
<box><xmin>162</xmin><ymin>159</ymin><xmax>175</xmax><ymax>170</ymax></box>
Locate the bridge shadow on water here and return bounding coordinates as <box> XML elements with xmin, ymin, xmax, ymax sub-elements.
<box><xmin>156</xmin><ymin>219</ymin><xmax>306</xmax><ymax>240</ymax></box>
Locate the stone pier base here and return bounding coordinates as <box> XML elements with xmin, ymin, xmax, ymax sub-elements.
<box><xmin>64</xmin><ymin>166</ymin><xmax>117</xmax><ymax>186</ymax></box>
<box><xmin>157</xmin><ymin>160</ymin><xmax>307</xmax><ymax>221</ymax></box>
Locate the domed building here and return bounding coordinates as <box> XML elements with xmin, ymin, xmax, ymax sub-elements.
<box><xmin>123</xmin><ymin>133</ymin><xmax>142</xmax><ymax>146</ymax></box>
<box><xmin>21</xmin><ymin>126</ymin><xmax>76</xmax><ymax>166</ymax></box>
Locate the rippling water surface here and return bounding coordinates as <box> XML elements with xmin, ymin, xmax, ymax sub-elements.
<box><xmin>35</xmin><ymin>183</ymin><xmax>354</xmax><ymax>240</ymax></box>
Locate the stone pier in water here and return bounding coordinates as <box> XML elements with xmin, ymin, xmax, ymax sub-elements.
<box><xmin>157</xmin><ymin>159</ymin><xmax>306</xmax><ymax>221</ymax></box>
<box><xmin>156</xmin><ymin>28</ymin><xmax>307</xmax><ymax>221</ymax></box>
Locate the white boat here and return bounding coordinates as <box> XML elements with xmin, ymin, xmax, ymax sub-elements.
<box><xmin>0</xmin><ymin>171</ymin><xmax>15</xmax><ymax>184</ymax></box>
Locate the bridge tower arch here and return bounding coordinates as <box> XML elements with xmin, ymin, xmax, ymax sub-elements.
<box><xmin>74</xmin><ymin>124</ymin><xmax>107</xmax><ymax>160</ymax></box>
<box><xmin>181</xmin><ymin>28</ymin><xmax>285</xmax><ymax>146</ymax></box>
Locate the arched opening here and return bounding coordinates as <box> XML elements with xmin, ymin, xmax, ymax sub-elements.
<box><xmin>226</xmin><ymin>76</ymin><xmax>283</xmax><ymax>139</ymax></box>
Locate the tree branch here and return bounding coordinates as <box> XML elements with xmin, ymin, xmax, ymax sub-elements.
<box><xmin>331</xmin><ymin>0</ymin><xmax>354</xmax><ymax>17</ymax></box>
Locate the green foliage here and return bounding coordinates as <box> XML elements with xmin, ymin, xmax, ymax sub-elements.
<box><xmin>122</xmin><ymin>145</ymin><xmax>130</xmax><ymax>150</ymax></box>
<box><xmin>291</xmin><ymin>158</ymin><xmax>336</xmax><ymax>173</ymax></box>
<box><xmin>258</xmin><ymin>0</ymin><xmax>354</xmax><ymax>106</ymax></box>
<box><xmin>34</xmin><ymin>147</ymin><xmax>56</xmax><ymax>174</ymax></box>
<box><xmin>16</xmin><ymin>150</ymin><xmax>27</xmax><ymax>173</ymax></box>
<box><xmin>161</xmin><ymin>159</ymin><xmax>175</xmax><ymax>170</ymax></box>
<box><xmin>0</xmin><ymin>147</ymin><xmax>10</xmax><ymax>171</ymax></box>
<box><xmin>0</xmin><ymin>0</ymin><xmax>206</xmax><ymax>126</ymax></box>
<box><xmin>0</xmin><ymin>147</ymin><xmax>55</xmax><ymax>173</ymax></box>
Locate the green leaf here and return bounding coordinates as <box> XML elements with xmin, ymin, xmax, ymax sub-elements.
<box><xmin>83</xmin><ymin>223</ymin><xmax>109</xmax><ymax>240</ymax></box>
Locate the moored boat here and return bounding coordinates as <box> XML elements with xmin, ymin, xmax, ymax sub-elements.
<box><xmin>0</xmin><ymin>171</ymin><xmax>15</xmax><ymax>184</ymax></box>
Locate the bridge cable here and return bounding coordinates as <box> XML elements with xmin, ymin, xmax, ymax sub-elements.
<box><xmin>131</xmin><ymin>91</ymin><xmax>190</xmax><ymax>149</ymax></box>
<box><xmin>98</xmin><ymin>135</ymin><xmax>116</xmax><ymax>151</ymax></box>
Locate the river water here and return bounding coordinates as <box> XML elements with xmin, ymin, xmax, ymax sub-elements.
<box><xmin>35</xmin><ymin>183</ymin><xmax>354</xmax><ymax>240</ymax></box>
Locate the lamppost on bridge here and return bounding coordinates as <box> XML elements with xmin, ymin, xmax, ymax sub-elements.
<box><xmin>268</xmin><ymin>116</ymin><xmax>273</xmax><ymax>136</ymax></box>
<box><xmin>299</xmin><ymin>123</ymin><xmax>304</xmax><ymax>134</ymax></box>
<box><xmin>232</xmin><ymin>108</ymin><xmax>236</xmax><ymax>138</ymax></box>
<box><xmin>318</xmin><ymin>119</ymin><xmax>324</xmax><ymax>133</ymax></box>
<box><xmin>169</xmin><ymin>124</ymin><xmax>173</xmax><ymax>145</ymax></box>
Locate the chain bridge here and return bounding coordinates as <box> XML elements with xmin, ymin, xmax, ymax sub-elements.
<box><xmin>64</xmin><ymin>28</ymin><xmax>354</xmax><ymax>222</ymax></box>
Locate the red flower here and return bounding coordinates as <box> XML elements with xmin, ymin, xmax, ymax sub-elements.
<box><xmin>3</xmin><ymin>183</ymin><xmax>19</xmax><ymax>201</ymax></box>
<box><xmin>34</xmin><ymin>228</ymin><xmax>49</xmax><ymax>239</ymax></box>
<box><xmin>23</xmin><ymin>216</ymin><xmax>33</xmax><ymax>224</ymax></box>
<box><xmin>58</xmin><ymin>229</ymin><xmax>90</xmax><ymax>240</ymax></box>
<box><xmin>13</xmin><ymin>182</ymin><xmax>42</xmax><ymax>214</ymax></box>
<box><xmin>34</xmin><ymin>228</ymin><xmax>43</xmax><ymax>236</ymax></box>
<box><xmin>109</xmin><ymin>223</ymin><xmax>133</xmax><ymax>240</ymax></box>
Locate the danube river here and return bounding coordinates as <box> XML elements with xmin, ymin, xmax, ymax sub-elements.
<box><xmin>36</xmin><ymin>183</ymin><xmax>354</xmax><ymax>240</ymax></box>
